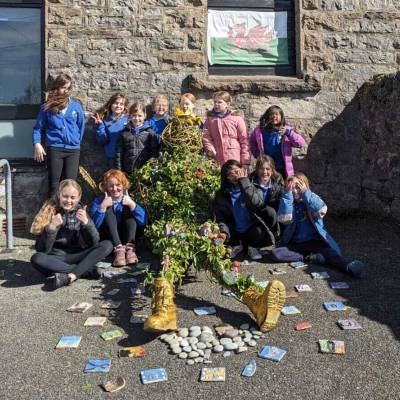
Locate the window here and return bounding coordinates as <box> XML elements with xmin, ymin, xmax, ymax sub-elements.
<box><xmin>207</xmin><ymin>0</ymin><xmax>296</xmax><ymax>76</ymax></box>
<box><xmin>0</xmin><ymin>0</ymin><xmax>44</xmax><ymax>159</ymax></box>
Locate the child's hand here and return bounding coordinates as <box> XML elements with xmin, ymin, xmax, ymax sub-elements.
<box><xmin>34</xmin><ymin>143</ymin><xmax>47</xmax><ymax>162</ymax></box>
<box><xmin>100</xmin><ymin>192</ymin><xmax>113</xmax><ymax>212</ymax></box>
<box><xmin>92</xmin><ymin>113</ymin><xmax>103</xmax><ymax>125</ymax></box>
<box><xmin>76</xmin><ymin>205</ymin><xmax>89</xmax><ymax>225</ymax></box>
<box><xmin>296</xmin><ymin>181</ymin><xmax>307</xmax><ymax>193</ymax></box>
<box><xmin>206</xmin><ymin>150</ymin><xmax>216</xmax><ymax>159</ymax></box>
<box><xmin>278</xmin><ymin>126</ymin><xmax>288</xmax><ymax>135</ymax></box>
<box><xmin>122</xmin><ymin>191</ymin><xmax>136</xmax><ymax>211</ymax></box>
<box><xmin>48</xmin><ymin>213</ymin><xmax>63</xmax><ymax>231</ymax></box>
<box><xmin>236</xmin><ymin>167</ymin><xmax>248</xmax><ymax>179</ymax></box>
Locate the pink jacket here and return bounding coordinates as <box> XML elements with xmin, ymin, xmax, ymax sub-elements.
<box><xmin>249</xmin><ymin>125</ymin><xmax>305</xmax><ymax>177</ymax></box>
<box><xmin>202</xmin><ymin>111</ymin><xmax>250</xmax><ymax>166</ymax></box>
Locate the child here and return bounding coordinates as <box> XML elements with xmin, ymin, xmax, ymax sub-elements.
<box><xmin>202</xmin><ymin>91</ymin><xmax>250</xmax><ymax>166</ymax></box>
<box><xmin>276</xmin><ymin>173</ymin><xmax>366</xmax><ymax>278</ymax></box>
<box><xmin>174</xmin><ymin>93</ymin><xmax>203</xmax><ymax>129</ymax></box>
<box><xmin>32</xmin><ymin>73</ymin><xmax>85</xmax><ymax>196</ymax></box>
<box><xmin>30</xmin><ymin>179</ymin><xmax>113</xmax><ymax>290</ymax></box>
<box><xmin>212</xmin><ymin>160</ymin><xmax>277</xmax><ymax>261</ymax></box>
<box><xmin>92</xmin><ymin>93</ymin><xmax>129</xmax><ymax>168</ymax></box>
<box><xmin>249</xmin><ymin>105</ymin><xmax>305</xmax><ymax>178</ymax></box>
<box><xmin>90</xmin><ymin>169</ymin><xmax>147</xmax><ymax>267</ymax></box>
<box><xmin>147</xmin><ymin>94</ymin><xmax>170</xmax><ymax>142</ymax></box>
<box><xmin>116</xmin><ymin>102</ymin><xmax>159</xmax><ymax>174</ymax></box>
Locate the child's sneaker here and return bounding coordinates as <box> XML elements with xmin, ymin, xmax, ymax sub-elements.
<box><xmin>53</xmin><ymin>272</ymin><xmax>70</xmax><ymax>289</ymax></box>
<box><xmin>227</xmin><ymin>242</ymin><xmax>244</xmax><ymax>259</ymax></box>
<box><xmin>306</xmin><ymin>253</ymin><xmax>326</xmax><ymax>264</ymax></box>
<box><xmin>346</xmin><ymin>260</ymin><xmax>366</xmax><ymax>279</ymax></box>
<box><xmin>113</xmin><ymin>245</ymin><xmax>126</xmax><ymax>267</ymax></box>
<box><xmin>126</xmin><ymin>243</ymin><xmax>139</xmax><ymax>265</ymax></box>
<box><xmin>248</xmin><ymin>246</ymin><xmax>262</xmax><ymax>260</ymax></box>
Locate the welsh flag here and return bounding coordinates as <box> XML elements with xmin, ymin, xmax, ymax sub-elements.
<box><xmin>208</xmin><ymin>10</ymin><xmax>288</xmax><ymax>66</ymax></box>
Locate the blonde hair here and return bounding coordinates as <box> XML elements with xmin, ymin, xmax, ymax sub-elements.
<box><xmin>30</xmin><ymin>179</ymin><xmax>82</xmax><ymax>235</ymax></box>
<box><xmin>286</xmin><ymin>172</ymin><xmax>310</xmax><ymax>190</ymax></box>
<box><xmin>99</xmin><ymin>169</ymin><xmax>131</xmax><ymax>193</ymax></box>
<box><xmin>152</xmin><ymin>94</ymin><xmax>169</xmax><ymax>109</ymax></box>
<box><xmin>213</xmin><ymin>91</ymin><xmax>232</xmax><ymax>103</ymax></box>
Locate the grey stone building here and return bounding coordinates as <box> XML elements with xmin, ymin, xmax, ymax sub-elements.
<box><xmin>0</xmin><ymin>0</ymin><xmax>399</xmax><ymax>233</ymax></box>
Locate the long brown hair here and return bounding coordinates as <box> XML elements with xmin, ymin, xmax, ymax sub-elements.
<box><xmin>255</xmin><ymin>155</ymin><xmax>281</xmax><ymax>181</ymax></box>
<box><xmin>30</xmin><ymin>179</ymin><xmax>82</xmax><ymax>235</ymax></box>
<box><xmin>95</xmin><ymin>93</ymin><xmax>129</xmax><ymax>120</ymax></box>
<box><xmin>43</xmin><ymin>73</ymin><xmax>73</xmax><ymax>114</ymax></box>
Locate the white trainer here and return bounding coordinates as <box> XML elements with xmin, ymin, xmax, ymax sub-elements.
<box><xmin>248</xmin><ymin>246</ymin><xmax>262</xmax><ymax>260</ymax></box>
<box><xmin>228</xmin><ymin>243</ymin><xmax>244</xmax><ymax>259</ymax></box>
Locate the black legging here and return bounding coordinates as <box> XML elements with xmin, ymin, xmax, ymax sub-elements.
<box><xmin>47</xmin><ymin>147</ymin><xmax>80</xmax><ymax>196</ymax></box>
<box><xmin>227</xmin><ymin>223</ymin><xmax>272</xmax><ymax>248</ymax></box>
<box><xmin>31</xmin><ymin>240</ymin><xmax>113</xmax><ymax>278</ymax></box>
<box><xmin>100</xmin><ymin>206</ymin><xmax>137</xmax><ymax>247</ymax></box>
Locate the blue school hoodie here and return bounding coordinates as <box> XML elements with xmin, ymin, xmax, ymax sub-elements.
<box><xmin>32</xmin><ymin>99</ymin><xmax>85</xmax><ymax>150</ymax></box>
<box><xmin>147</xmin><ymin>115</ymin><xmax>169</xmax><ymax>143</ymax></box>
<box><xmin>229</xmin><ymin>188</ymin><xmax>253</xmax><ymax>233</ymax></box>
<box><xmin>95</xmin><ymin>114</ymin><xmax>129</xmax><ymax>159</ymax></box>
<box><xmin>262</xmin><ymin>128</ymin><xmax>285</xmax><ymax>173</ymax></box>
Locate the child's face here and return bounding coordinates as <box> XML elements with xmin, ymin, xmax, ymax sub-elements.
<box><xmin>289</xmin><ymin>178</ymin><xmax>303</xmax><ymax>200</ymax></box>
<box><xmin>111</xmin><ymin>99</ymin><xmax>126</xmax><ymax>116</ymax></box>
<box><xmin>131</xmin><ymin>111</ymin><xmax>145</xmax><ymax>128</ymax></box>
<box><xmin>181</xmin><ymin>98</ymin><xmax>194</xmax><ymax>112</ymax></box>
<box><xmin>227</xmin><ymin>165</ymin><xmax>241</xmax><ymax>184</ymax></box>
<box><xmin>257</xmin><ymin>162</ymin><xmax>273</xmax><ymax>183</ymax></box>
<box><xmin>57</xmin><ymin>82</ymin><xmax>72</xmax><ymax>95</ymax></box>
<box><xmin>213</xmin><ymin>98</ymin><xmax>229</xmax><ymax>113</ymax></box>
<box><xmin>59</xmin><ymin>186</ymin><xmax>80</xmax><ymax>211</ymax></box>
<box><xmin>154</xmin><ymin>100</ymin><xmax>168</xmax><ymax>117</ymax></box>
<box><xmin>106</xmin><ymin>177</ymin><xmax>124</xmax><ymax>199</ymax></box>
<box><xmin>271</xmin><ymin>111</ymin><xmax>282</xmax><ymax>126</ymax></box>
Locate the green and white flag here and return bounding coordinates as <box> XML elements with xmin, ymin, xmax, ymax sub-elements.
<box><xmin>208</xmin><ymin>10</ymin><xmax>288</xmax><ymax>66</ymax></box>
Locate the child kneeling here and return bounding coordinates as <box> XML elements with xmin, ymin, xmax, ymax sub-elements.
<box><xmin>90</xmin><ymin>169</ymin><xmax>148</xmax><ymax>267</ymax></box>
<box><xmin>30</xmin><ymin>179</ymin><xmax>113</xmax><ymax>290</ymax></box>
<box><xmin>276</xmin><ymin>173</ymin><xmax>366</xmax><ymax>278</ymax></box>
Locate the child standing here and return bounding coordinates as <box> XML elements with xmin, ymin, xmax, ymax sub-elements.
<box><xmin>147</xmin><ymin>94</ymin><xmax>170</xmax><ymax>142</ymax></box>
<box><xmin>116</xmin><ymin>102</ymin><xmax>159</xmax><ymax>175</ymax></box>
<box><xmin>250</xmin><ymin>105</ymin><xmax>305</xmax><ymax>178</ymax></box>
<box><xmin>174</xmin><ymin>93</ymin><xmax>203</xmax><ymax>129</ymax></box>
<box><xmin>202</xmin><ymin>91</ymin><xmax>250</xmax><ymax>166</ymax></box>
<box><xmin>276</xmin><ymin>173</ymin><xmax>366</xmax><ymax>278</ymax></box>
<box><xmin>90</xmin><ymin>170</ymin><xmax>147</xmax><ymax>267</ymax></box>
<box><xmin>93</xmin><ymin>93</ymin><xmax>129</xmax><ymax>168</ymax></box>
<box><xmin>30</xmin><ymin>179</ymin><xmax>113</xmax><ymax>290</ymax></box>
<box><xmin>32</xmin><ymin>73</ymin><xmax>85</xmax><ymax>196</ymax></box>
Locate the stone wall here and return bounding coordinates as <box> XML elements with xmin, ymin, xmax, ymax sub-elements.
<box><xmin>5</xmin><ymin>0</ymin><xmax>400</xmax><ymax>231</ymax></box>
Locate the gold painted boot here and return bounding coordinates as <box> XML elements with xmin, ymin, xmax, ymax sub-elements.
<box><xmin>143</xmin><ymin>277</ymin><xmax>177</xmax><ymax>333</ymax></box>
<box><xmin>242</xmin><ymin>279</ymin><xmax>286</xmax><ymax>332</ymax></box>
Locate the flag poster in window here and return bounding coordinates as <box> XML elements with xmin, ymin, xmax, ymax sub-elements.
<box><xmin>208</xmin><ymin>10</ymin><xmax>288</xmax><ymax>66</ymax></box>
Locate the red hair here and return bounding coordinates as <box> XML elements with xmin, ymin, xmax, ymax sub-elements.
<box><xmin>99</xmin><ymin>169</ymin><xmax>131</xmax><ymax>192</ymax></box>
<box><xmin>180</xmin><ymin>93</ymin><xmax>196</xmax><ymax>105</ymax></box>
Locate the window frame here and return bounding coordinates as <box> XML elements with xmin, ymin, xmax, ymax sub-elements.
<box><xmin>207</xmin><ymin>0</ymin><xmax>296</xmax><ymax>76</ymax></box>
<box><xmin>0</xmin><ymin>0</ymin><xmax>45</xmax><ymax>120</ymax></box>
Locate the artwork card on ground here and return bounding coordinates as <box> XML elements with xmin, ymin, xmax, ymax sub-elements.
<box><xmin>100</xmin><ymin>300</ymin><xmax>122</xmax><ymax>309</ymax></box>
<box><xmin>117</xmin><ymin>277</ymin><xmax>137</xmax><ymax>284</ymax></box>
<box><xmin>295</xmin><ymin>322</ymin><xmax>312</xmax><ymax>331</ymax></box>
<box><xmin>130</xmin><ymin>314</ymin><xmax>148</xmax><ymax>324</ymax></box>
<box><xmin>130</xmin><ymin>286</ymin><xmax>145</xmax><ymax>296</ymax></box>
<box><xmin>221</xmin><ymin>288</ymin><xmax>237</xmax><ymax>298</ymax></box>
<box><xmin>318</xmin><ymin>340</ymin><xmax>345</xmax><ymax>354</ymax></box>
<box><xmin>119</xmin><ymin>346</ymin><xmax>146</xmax><ymax>358</ymax></box>
<box><xmin>242</xmin><ymin>359</ymin><xmax>256</xmax><ymax>377</ymax></box>
<box><xmin>311</xmin><ymin>271</ymin><xmax>330</xmax><ymax>279</ymax></box>
<box><xmin>89</xmin><ymin>284</ymin><xmax>106</xmax><ymax>292</ymax></box>
<box><xmin>290</xmin><ymin>261</ymin><xmax>308</xmax><ymax>269</ymax></box>
<box><xmin>101</xmin><ymin>329</ymin><xmax>123</xmax><ymax>341</ymax></box>
<box><xmin>193</xmin><ymin>306</ymin><xmax>217</xmax><ymax>316</ymax></box>
<box><xmin>67</xmin><ymin>302</ymin><xmax>93</xmax><ymax>313</ymax></box>
<box><xmin>96</xmin><ymin>261</ymin><xmax>112</xmax><ymax>269</ymax></box>
<box><xmin>135</xmin><ymin>262</ymin><xmax>151</xmax><ymax>270</ymax></box>
<box><xmin>55</xmin><ymin>336</ymin><xmax>81</xmax><ymax>349</ymax></box>
<box><xmin>269</xmin><ymin>267</ymin><xmax>286</xmax><ymax>275</ymax></box>
<box><xmin>200</xmin><ymin>367</ymin><xmax>226</xmax><ymax>382</ymax></box>
<box><xmin>101</xmin><ymin>271</ymin><xmax>124</xmax><ymax>279</ymax></box>
<box><xmin>295</xmin><ymin>284</ymin><xmax>312</xmax><ymax>292</ymax></box>
<box><xmin>258</xmin><ymin>346</ymin><xmax>287</xmax><ymax>362</ymax></box>
<box><xmin>281</xmin><ymin>306</ymin><xmax>301</xmax><ymax>315</ymax></box>
<box><xmin>337</xmin><ymin>319</ymin><xmax>363</xmax><ymax>330</ymax></box>
<box><xmin>140</xmin><ymin>368</ymin><xmax>168</xmax><ymax>384</ymax></box>
<box><xmin>324</xmin><ymin>301</ymin><xmax>346</xmax><ymax>311</ymax></box>
<box><xmin>84</xmin><ymin>359</ymin><xmax>111</xmax><ymax>373</ymax></box>
<box><xmin>84</xmin><ymin>316</ymin><xmax>107</xmax><ymax>327</ymax></box>
<box><xmin>102</xmin><ymin>377</ymin><xmax>126</xmax><ymax>393</ymax></box>
<box><xmin>330</xmin><ymin>282</ymin><xmax>350</xmax><ymax>289</ymax></box>
<box><xmin>106</xmin><ymin>288</ymin><xmax>120</xmax><ymax>296</ymax></box>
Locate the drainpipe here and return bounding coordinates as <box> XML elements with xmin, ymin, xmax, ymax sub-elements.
<box><xmin>0</xmin><ymin>159</ymin><xmax>14</xmax><ymax>250</ymax></box>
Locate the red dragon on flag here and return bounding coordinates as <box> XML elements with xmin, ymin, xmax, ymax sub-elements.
<box><xmin>227</xmin><ymin>23</ymin><xmax>275</xmax><ymax>53</ymax></box>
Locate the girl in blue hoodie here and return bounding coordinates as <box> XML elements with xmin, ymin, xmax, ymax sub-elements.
<box><xmin>277</xmin><ymin>173</ymin><xmax>366</xmax><ymax>278</ymax></box>
<box><xmin>93</xmin><ymin>93</ymin><xmax>129</xmax><ymax>168</ymax></box>
<box><xmin>32</xmin><ymin>74</ymin><xmax>85</xmax><ymax>196</ymax></box>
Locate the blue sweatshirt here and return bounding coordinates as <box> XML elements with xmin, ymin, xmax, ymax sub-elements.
<box><xmin>229</xmin><ymin>188</ymin><xmax>252</xmax><ymax>233</ymax></box>
<box><xmin>90</xmin><ymin>194</ymin><xmax>148</xmax><ymax>230</ymax></box>
<box><xmin>147</xmin><ymin>115</ymin><xmax>169</xmax><ymax>143</ymax></box>
<box><xmin>95</xmin><ymin>114</ymin><xmax>129</xmax><ymax>159</ymax></box>
<box><xmin>262</xmin><ymin>129</ymin><xmax>285</xmax><ymax>173</ymax></box>
<box><xmin>291</xmin><ymin>201</ymin><xmax>320</xmax><ymax>243</ymax></box>
<box><xmin>32</xmin><ymin>99</ymin><xmax>85</xmax><ymax>150</ymax></box>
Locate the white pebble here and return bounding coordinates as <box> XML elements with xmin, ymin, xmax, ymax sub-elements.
<box><xmin>223</xmin><ymin>351</ymin><xmax>232</xmax><ymax>357</ymax></box>
<box><xmin>236</xmin><ymin>346</ymin><xmax>248</xmax><ymax>354</ymax></box>
<box><xmin>248</xmin><ymin>340</ymin><xmax>257</xmax><ymax>347</ymax></box>
<box><xmin>213</xmin><ymin>345</ymin><xmax>224</xmax><ymax>353</ymax></box>
<box><xmin>195</xmin><ymin>357</ymin><xmax>204</xmax><ymax>363</ymax></box>
<box><xmin>220</xmin><ymin>338</ymin><xmax>233</xmax><ymax>346</ymax></box>
<box><xmin>187</xmin><ymin>359</ymin><xmax>195</xmax><ymax>365</ymax></box>
<box><xmin>183</xmin><ymin>346</ymin><xmax>191</xmax><ymax>353</ymax></box>
<box><xmin>240</xmin><ymin>323</ymin><xmax>250</xmax><ymax>330</ymax></box>
<box><xmin>188</xmin><ymin>337</ymin><xmax>199</xmax><ymax>345</ymax></box>
<box><xmin>180</xmin><ymin>339</ymin><xmax>189</xmax><ymax>348</ymax></box>
<box><xmin>178</xmin><ymin>328</ymin><xmax>189</xmax><ymax>338</ymax></box>
<box><xmin>189</xmin><ymin>351</ymin><xmax>199</xmax><ymax>359</ymax></box>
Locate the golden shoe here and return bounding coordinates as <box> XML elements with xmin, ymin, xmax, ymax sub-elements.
<box><xmin>242</xmin><ymin>279</ymin><xmax>286</xmax><ymax>332</ymax></box>
<box><xmin>143</xmin><ymin>277</ymin><xmax>177</xmax><ymax>333</ymax></box>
